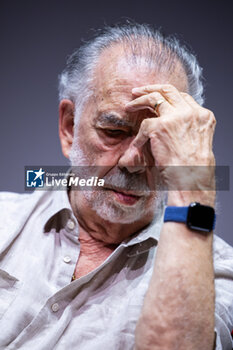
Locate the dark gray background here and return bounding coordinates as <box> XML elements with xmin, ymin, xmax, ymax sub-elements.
<box><xmin>0</xmin><ymin>0</ymin><xmax>232</xmax><ymax>245</ymax></box>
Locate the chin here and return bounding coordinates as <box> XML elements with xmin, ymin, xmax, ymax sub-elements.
<box><xmin>83</xmin><ymin>189</ymin><xmax>156</xmax><ymax>224</ymax></box>
<box><xmin>95</xmin><ymin>207</ymin><xmax>143</xmax><ymax>224</ymax></box>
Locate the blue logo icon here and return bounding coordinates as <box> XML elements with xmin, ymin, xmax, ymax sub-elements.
<box><xmin>26</xmin><ymin>168</ymin><xmax>45</xmax><ymax>187</ymax></box>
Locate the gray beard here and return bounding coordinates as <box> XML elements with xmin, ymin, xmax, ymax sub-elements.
<box><xmin>69</xmin><ymin>132</ymin><xmax>166</xmax><ymax>224</ymax></box>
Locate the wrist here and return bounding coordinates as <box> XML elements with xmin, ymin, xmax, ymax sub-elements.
<box><xmin>167</xmin><ymin>190</ymin><xmax>216</xmax><ymax>207</ymax></box>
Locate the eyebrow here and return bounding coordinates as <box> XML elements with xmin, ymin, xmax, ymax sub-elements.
<box><xmin>95</xmin><ymin>114</ymin><xmax>133</xmax><ymax>128</ymax></box>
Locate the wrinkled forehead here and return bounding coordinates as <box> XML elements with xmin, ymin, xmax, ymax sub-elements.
<box><xmin>92</xmin><ymin>44</ymin><xmax>188</xmax><ymax>99</ymax></box>
<box><xmin>92</xmin><ymin>64</ymin><xmax>156</xmax><ymax>127</ymax></box>
<box><xmin>87</xmin><ymin>44</ymin><xmax>188</xmax><ymax>128</ymax></box>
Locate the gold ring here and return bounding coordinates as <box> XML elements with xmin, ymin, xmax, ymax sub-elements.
<box><xmin>154</xmin><ymin>99</ymin><xmax>164</xmax><ymax>109</ymax></box>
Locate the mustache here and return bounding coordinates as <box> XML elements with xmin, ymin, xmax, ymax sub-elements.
<box><xmin>71</xmin><ymin>165</ymin><xmax>161</xmax><ymax>194</ymax></box>
<box><xmin>102</xmin><ymin>168</ymin><xmax>154</xmax><ymax>195</ymax></box>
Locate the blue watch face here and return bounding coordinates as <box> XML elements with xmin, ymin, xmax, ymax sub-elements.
<box><xmin>187</xmin><ymin>203</ymin><xmax>215</xmax><ymax>232</ymax></box>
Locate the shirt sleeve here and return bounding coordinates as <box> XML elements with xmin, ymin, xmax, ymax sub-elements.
<box><xmin>213</xmin><ymin>235</ymin><xmax>233</xmax><ymax>350</ymax></box>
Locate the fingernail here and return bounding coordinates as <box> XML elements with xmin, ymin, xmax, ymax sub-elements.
<box><xmin>132</xmin><ymin>88</ymin><xmax>140</xmax><ymax>94</ymax></box>
<box><xmin>125</xmin><ymin>102</ymin><xmax>133</xmax><ymax>108</ymax></box>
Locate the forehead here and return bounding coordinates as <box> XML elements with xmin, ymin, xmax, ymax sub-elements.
<box><xmin>94</xmin><ymin>44</ymin><xmax>187</xmax><ymax>92</ymax></box>
<box><xmin>90</xmin><ymin>44</ymin><xmax>188</xmax><ymax>124</ymax></box>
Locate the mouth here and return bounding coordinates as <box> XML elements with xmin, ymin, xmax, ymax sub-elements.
<box><xmin>104</xmin><ymin>186</ymin><xmax>142</xmax><ymax>205</ymax></box>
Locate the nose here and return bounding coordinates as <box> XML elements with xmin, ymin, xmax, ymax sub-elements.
<box><xmin>118</xmin><ymin>141</ymin><xmax>149</xmax><ymax>174</ymax></box>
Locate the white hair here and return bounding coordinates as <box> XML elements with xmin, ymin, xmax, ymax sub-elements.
<box><xmin>58</xmin><ymin>23</ymin><xmax>204</xmax><ymax>126</ymax></box>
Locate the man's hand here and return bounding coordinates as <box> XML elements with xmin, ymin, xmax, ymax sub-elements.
<box><xmin>126</xmin><ymin>85</ymin><xmax>216</xmax><ymax>350</ymax></box>
<box><xmin>125</xmin><ymin>84</ymin><xmax>216</xmax><ymax>206</ymax></box>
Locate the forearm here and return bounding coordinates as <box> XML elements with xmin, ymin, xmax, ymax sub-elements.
<box><xmin>135</xmin><ymin>192</ymin><xmax>215</xmax><ymax>350</ymax></box>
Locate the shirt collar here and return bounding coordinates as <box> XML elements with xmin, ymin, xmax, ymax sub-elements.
<box><xmin>41</xmin><ymin>188</ymin><xmax>73</xmax><ymax>232</ymax></box>
<box><xmin>122</xmin><ymin>209</ymin><xmax>164</xmax><ymax>247</ymax></box>
<box><xmin>42</xmin><ymin>188</ymin><xmax>164</xmax><ymax>249</ymax></box>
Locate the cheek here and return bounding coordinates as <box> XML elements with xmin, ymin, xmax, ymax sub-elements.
<box><xmin>94</xmin><ymin>138</ymin><xmax>136</xmax><ymax>167</ymax></box>
<box><xmin>76</xmin><ymin>131</ymin><xmax>119</xmax><ymax>167</ymax></box>
<box><xmin>92</xmin><ymin>143</ymin><xmax>123</xmax><ymax>167</ymax></box>
<box><xmin>79</xmin><ymin>133</ymin><xmax>134</xmax><ymax>167</ymax></box>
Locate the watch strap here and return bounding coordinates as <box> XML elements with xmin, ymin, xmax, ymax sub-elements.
<box><xmin>164</xmin><ymin>206</ymin><xmax>189</xmax><ymax>223</ymax></box>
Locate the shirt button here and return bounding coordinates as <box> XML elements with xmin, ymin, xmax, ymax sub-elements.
<box><xmin>51</xmin><ymin>303</ymin><xmax>59</xmax><ymax>312</ymax></box>
<box><xmin>67</xmin><ymin>219</ymin><xmax>75</xmax><ymax>231</ymax></box>
<box><xmin>63</xmin><ymin>256</ymin><xmax>71</xmax><ymax>263</ymax></box>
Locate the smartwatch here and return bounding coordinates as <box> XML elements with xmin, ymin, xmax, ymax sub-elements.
<box><xmin>164</xmin><ymin>202</ymin><xmax>216</xmax><ymax>232</ymax></box>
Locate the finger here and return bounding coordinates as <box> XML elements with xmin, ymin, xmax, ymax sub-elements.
<box><xmin>125</xmin><ymin>92</ymin><xmax>172</xmax><ymax>116</ymax></box>
<box><xmin>180</xmin><ymin>92</ymin><xmax>202</xmax><ymax>109</ymax></box>
<box><xmin>132</xmin><ymin>84</ymin><xmax>164</xmax><ymax>95</ymax></box>
<box><xmin>181</xmin><ymin>92</ymin><xmax>216</xmax><ymax>129</ymax></box>
<box><xmin>132</xmin><ymin>118</ymin><xmax>158</xmax><ymax>149</ymax></box>
<box><xmin>132</xmin><ymin>84</ymin><xmax>185</xmax><ymax>106</ymax></box>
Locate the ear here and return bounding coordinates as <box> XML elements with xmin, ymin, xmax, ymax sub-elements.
<box><xmin>59</xmin><ymin>99</ymin><xmax>75</xmax><ymax>159</ymax></box>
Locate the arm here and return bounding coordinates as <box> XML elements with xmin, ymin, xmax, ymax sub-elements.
<box><xmin>135</xmin><ymin>193</ymin><xmax>215</xmax><ymax>350</ymax></box>
<box><xmin>125</xmin><ymin>84</ymin><xmax>216</xmax><ymax>349</ymax></box>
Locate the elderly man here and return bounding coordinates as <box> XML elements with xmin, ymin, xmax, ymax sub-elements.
<box><xmin>0</xmin><ymin>24</ymin><xmax>232</xmax><ymax>350</ymax></box>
